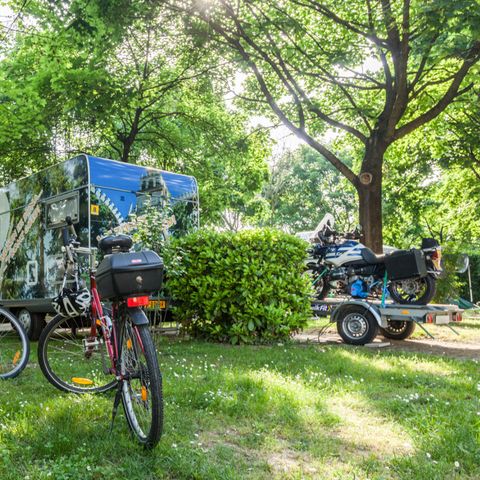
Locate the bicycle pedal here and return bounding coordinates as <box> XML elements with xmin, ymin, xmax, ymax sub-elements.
<box><xmin>83</xmin><ymin>337</ymin><xmax>103</xmax><ymax>351</ymax></box>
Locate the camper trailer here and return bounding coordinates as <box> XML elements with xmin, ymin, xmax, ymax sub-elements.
<box><xmin>0</xmin><ymin>154</ymin><xmax>199</xmax><ymax>339</ymax></box>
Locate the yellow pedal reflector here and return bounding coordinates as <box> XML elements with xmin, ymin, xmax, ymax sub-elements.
<box><xmin>96</xmin><ymin>319</ymin><xmax>102</xmax><ymax>326</ymax></box>
<box><xmin>127</xmin><ymin>338</ymin><xmax>133</xmax><ymax>350</ymax></box>
<box><xmin>72</xmin><ymin>377</ymin><xmax>94</xmax><ymax>386</ymax></box>
<box><xmin>12</xmin><ymin>351</ymin><xmax>20</xmax><ymax>365</ymax></box>
<box><xmin>141</xmin><ymin>386</ymin><xmax>148</xmax><ymax>402</ymax></box>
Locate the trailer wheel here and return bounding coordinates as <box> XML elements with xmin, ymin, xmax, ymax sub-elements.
<box><xmin>380</xmin><ymin>320</ymin><xmax>416</xmax><ymax>340</ymax></box>
<box><xmin>16</xmin><ymin>309</ymin><xmax>46</xmax><ymax>341</ymax></box>
<box><xmin>336</xmin><ymin>305</ymin><xmax>378</xmax><ymax>345</ymax></box>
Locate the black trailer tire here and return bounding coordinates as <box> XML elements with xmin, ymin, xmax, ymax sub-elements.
<box><xmin>380</xmin><ymin>320</ymin><xmax>416</xmax><ymax>340</ymax></box>
<box><xmin>336</xmin><ymin>305</ymin><xmax>378</xmax><ymax>345</ymax></box>
<box><xmin>16</xmin><ymin>309</ymin><xmax>46</xmax><ymax>341</ymax></box>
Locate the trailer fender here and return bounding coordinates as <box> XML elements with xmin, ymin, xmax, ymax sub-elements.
<box><xmin>127</xmin><ymin>307</ymin><xmax>150</xmax><ymax>326</ymax></box>
<box><xmin>331</xmin><ymin>301</ymin><xmax>387</xmax><ymax>328</ymax></box>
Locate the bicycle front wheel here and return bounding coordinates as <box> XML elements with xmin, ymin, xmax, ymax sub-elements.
<box><xmin>0</xmin><ymin>309</ymin><xmax>30</xmax><ymax>379</ymax></box>
<box><xmin>120</xmin><ymin>320</ymin><xmax>163</xmax><ymax>448</ymax></box>
<box><xmin>38</xmin><ymin>314</ymin><xmax>117</xmax><ymax>394</ymax></box>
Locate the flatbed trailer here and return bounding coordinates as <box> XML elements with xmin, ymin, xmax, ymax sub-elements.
<box><xmin>311</xmin><ymin>298</ymin><xmax>463</xmax><ymax>345</ymax></box>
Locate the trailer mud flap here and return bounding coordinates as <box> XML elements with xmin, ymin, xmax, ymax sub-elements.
<box><xmin>331</xmin><ymin>301</ymin><xmax>386</xmax><ymax>328</ymax></box>
<box><xmin>127</xmin><ymin>307</ymin><xmax>149</xmax><ymax>326</ymax></box>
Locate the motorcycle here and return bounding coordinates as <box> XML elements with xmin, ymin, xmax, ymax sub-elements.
<box><xmin>306</xmin><ymin>215</ymin><xmax>443</xmax><ymax>305</ymax></box>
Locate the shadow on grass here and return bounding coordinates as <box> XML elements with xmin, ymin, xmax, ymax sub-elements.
<box><xmin>252</xmin><ymin>343</ymin><xmax>480</xmax><ymax>479</ymax></box>
<box><xmin>447</xmin><ymin>319</ymin><xmax>480</xmax><ymax>330</ymax></box>
<box><xmin>387</xmin><ymin>337</ymin><xmax>480</xmax><ymax>360</ymax></box>
<box><xmin>157</xmin><ymin>338</ymin><xmax>480</xmax><ymax>479</ymax></box>
<box><xmin>321</xmin><ymin>348</ymin><xmax>480</xmax><ymax>478</ymax></box>
<box><xmin>2</xmin><ymin>339</ymin><xmax>479</xmax><ymax>479</ymax></box>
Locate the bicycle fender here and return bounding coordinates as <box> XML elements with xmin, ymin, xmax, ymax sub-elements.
<box><xmin>127</xmin><ymin>307</ymin><xmax>149</xmax><ymax>326</ymax></box>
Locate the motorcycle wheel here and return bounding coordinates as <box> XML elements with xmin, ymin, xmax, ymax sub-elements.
<box><xmin>380</xmin><ymin>320</ymin><xmax>416</xmax><ymax>340</ymax></box>
<box><xmin>307</xmin><ymin>270</ymin><xmax>330</xmax><ymax>300</ymax></box>
<box><xmin>388</xmin><ymin>275</ymin><xmax>436</xmax><ymax>305</ymax></box>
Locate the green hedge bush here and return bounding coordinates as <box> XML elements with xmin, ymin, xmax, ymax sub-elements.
<box><xmin>163</xmin><ymin>228</ymin><xmax>312</xmax><ymax>344</ymax></box>
<box><xmin>432</xmin><ymin>249</ymin><xmax>479</xmax><ymax>304</ymax></box>
<box><xmin>432</xmin><ymin>252</ymin><xmax>466</xmax><ymax>303</ymax></box>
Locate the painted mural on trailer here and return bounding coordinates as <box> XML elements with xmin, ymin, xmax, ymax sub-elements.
<box><xmin>0</xmin><ymin>155</ymin><xmax>198</xmax><ymax>302</ymax></box>
<box><xmin>88</xmin><ymin>156</ymin><xmax>199</xmax><ymax>242</ymax></box>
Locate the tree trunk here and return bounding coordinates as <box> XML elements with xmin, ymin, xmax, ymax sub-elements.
<box><xmin>121</xmin><ymin>140</ymin><xmax>133</xmax><ymax>163</ymax></box>
<box><xmin>120</xmin><ymin>108</ymin><xmax>142</xmax><ymax>163</ymax></box>
<box><xmin>357</xmin><ymin>180</ymin><xmax>383</xmax><ymax>253</ymax></box>
<box><xmin>357</xmin><ymin>142</ymin><xmax>386</xmax><ymax>253</ymax></box>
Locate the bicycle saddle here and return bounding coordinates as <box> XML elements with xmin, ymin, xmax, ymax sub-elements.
<box><xmin>98</xmin><ymin>235</ymin><xmax>133</xmax><ymax>254</ymax></box>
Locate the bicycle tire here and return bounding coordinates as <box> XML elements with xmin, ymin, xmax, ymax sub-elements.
<box><xmin>38</xmin><ymin>314</ymin><xmax>117</xmax><ymax>394</ymax></box>
<box><xmin>0</xmin><ymin>308</ymin><xmax>30</xmax><ymax>379</ymax></box>
<box><xmin>120</xmin><ymin>320</ymin><xmax>163</xmax><ymax>448</ymax></box>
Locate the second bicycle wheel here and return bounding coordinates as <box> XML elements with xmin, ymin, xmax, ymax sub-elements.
<box><xmin>0</xmin><ymin>309</ymin><xmax>30</xmax><ymax>379</ymax></box>
<box><xmin>38</xmin><ymin>314</ymin><xmax>117</xmax><ymax>393</ymax></box>
<box><xmin>120</xmin><ymin>320</ymin><xmax>163</xmax><ymax>448</ymax></box>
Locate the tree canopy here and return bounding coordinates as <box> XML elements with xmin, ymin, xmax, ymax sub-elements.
<box><xmin>0</xmin><ymin>0</ymin><xmax>269</xmax><ymax>224</ymax></box>
<box><xmin>173</xmin><ymin>0</ymin><xmax>480</xmax><ymax>250</ymax></box>
<box><xmin>0</xmin><ymin>0</ymin><xmax>479</xmax><ymax>249</ymax></box>
<box><xmin>260</xmin><ymin>145</ymin><xmax>356</xmax><ymax>232</ymax></box>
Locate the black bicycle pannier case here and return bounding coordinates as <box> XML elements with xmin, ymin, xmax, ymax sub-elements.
<box><xmin>385</xmin><ymin>249</ymin><xmax>427</xmax><ymax>281</ymax></box>
<box><xmin>96</xmin><ymin>250</ymin><xmax>163</xmax><ymax>300</ymax></box>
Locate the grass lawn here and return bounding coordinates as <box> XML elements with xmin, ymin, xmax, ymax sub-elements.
<box><xmin>0</xmin><ymin>325</ymin><xmax>479</xmax><ymax>479</ymax></box>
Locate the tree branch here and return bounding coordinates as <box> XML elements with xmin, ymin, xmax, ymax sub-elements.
<box><xmin>211</xmin><ymin>23</ymin><xmax>358</xmax><ymax>184</ymax></box>
<box><xmin>289</xmin><ymin>0</ymin><xmax>388</xmax><ymax>47</ymax></box>
<box><xmin>395</xmin><ymin>41</ymin><xmax>480</xmax><ymax>140</ymax></box>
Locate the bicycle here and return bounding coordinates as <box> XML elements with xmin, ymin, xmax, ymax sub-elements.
<box><xmin>0</xmin><ymin>307</ymin><xmax>30</xmax><ymax>379</ymax></box>
<box><xmin>38</xmin><ymin>217</ymin><xmax>163</xmax><ymax>448</ymax></box>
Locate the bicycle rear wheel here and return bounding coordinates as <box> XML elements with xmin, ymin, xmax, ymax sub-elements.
<box><xmin>120</xmin><ymin>320</ymin><xmax>163</xmax><ymax>448</ymax></box>
<box><xmin>0</xmin><ymin>308</ymin><xmax>30</xmax><ymax>379</ymax></box>
<box><xmin>38</xmin><ymin>314</ymin><xmax>117</xmax><ymax>393</ymax></box>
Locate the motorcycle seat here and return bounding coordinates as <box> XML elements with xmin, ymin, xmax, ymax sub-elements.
<box><xmin>361</xmin><ymin>247</ymin><xmax>386</xmax><ymax>264</ymax></box>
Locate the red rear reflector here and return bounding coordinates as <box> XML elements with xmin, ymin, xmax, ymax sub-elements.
<box><xmin>426</xmin><ymin>313</ymin><xmax>434</xmax><ymax>323</ymax></box>
<box><xmin>455</xmin><ymin>313</ymin><xmax>462</xmax><ymax>322</ymax></box>
<box><xmin>127</xmin><ymin>296</ymin><xmax>150</xmax><ymax>307</ymax></box>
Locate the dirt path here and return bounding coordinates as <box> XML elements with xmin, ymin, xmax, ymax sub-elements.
<box><xmin>295</xmin><ymin>330</ymin><xmax>480</xmax><ymax>361</ymax></box>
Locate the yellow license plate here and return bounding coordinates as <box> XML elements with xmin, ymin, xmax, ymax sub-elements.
<box><xmin>147</xmin><ymin>300</ymin><xmax>166</xmax><ymax>310</ymax></box>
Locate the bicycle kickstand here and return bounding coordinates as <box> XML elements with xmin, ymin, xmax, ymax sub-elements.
<box><xmin>110</xmin><ymin>380</ymin><xmax>123</xmax><ymax>433</ymax></box>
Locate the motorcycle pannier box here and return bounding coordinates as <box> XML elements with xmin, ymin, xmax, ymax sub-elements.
<box><xmin>96</xmin><ymin>250</ymin><xmax>163</xmax><ymax>300</ymax></box>
<box><xmin>385</xmin><ymin>249</ymin><xmax>427</xmax><ymax>281</ymax></box>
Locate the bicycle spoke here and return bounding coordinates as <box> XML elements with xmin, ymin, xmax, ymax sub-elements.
<box><xmin>38</xmin><ymin>314</ymin><xmax>116</xmax><ymax>393</ymax></box>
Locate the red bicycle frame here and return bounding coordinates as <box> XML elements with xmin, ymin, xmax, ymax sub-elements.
<box><xmin>88</xmin><ymin>272</ymin><xmax>117</xmax><ymax>373</ymax></box>
<box><xmin>87</xmin><ymin>269</ymin><xmax>147</xmax><ymax>376</ymax></box>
